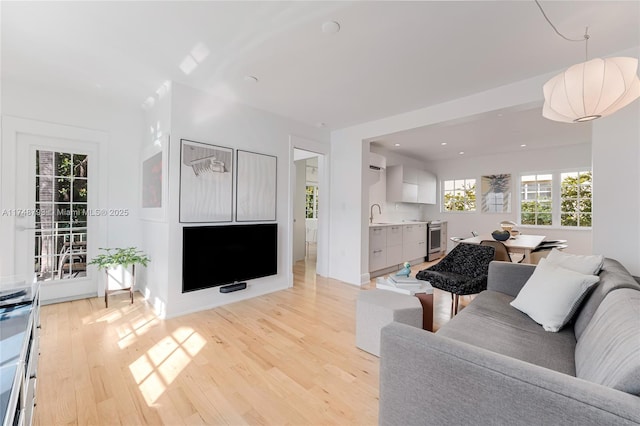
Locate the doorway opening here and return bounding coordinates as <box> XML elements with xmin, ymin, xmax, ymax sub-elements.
<box><xmin>293</xmin><ymin>149</ymin><xmax>323</xmax><ymax>279</ymax></box>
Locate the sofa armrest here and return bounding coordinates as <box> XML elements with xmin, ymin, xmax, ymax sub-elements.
<box><xmin>487</xmin><ymin>261</ymin><xmax>536</xmax><ymax>297</ymax></box>
<box><xmin>379</xmin><ymin>322</ymin><xmax>640</xmax><ymax>426</ymax></box>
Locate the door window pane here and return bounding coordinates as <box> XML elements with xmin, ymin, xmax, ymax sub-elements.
<box><xmin>35</xmin><ymin>150</ymin><xmax>89</xmax><ymax>281</ymax></box>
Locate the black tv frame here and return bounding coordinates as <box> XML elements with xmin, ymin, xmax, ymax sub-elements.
<box><xmin>182</xmin><ymin>223</ymin><xmax>277</xmax><ymax>293</ymax></box>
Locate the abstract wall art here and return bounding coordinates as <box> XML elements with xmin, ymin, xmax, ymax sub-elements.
<box><xmin>236</xmin><ymin>150</ymin><xmax>277</xmax><ymax>222</ymax></box>
<box><xmin>179</xmin><ymin>139</ymin><xmax>233</xmax><ymax>223</ymax></box>
<box><xmin>481</xmin><ymin>174</ymin><xmax>512</xmax><ymax>213</ymax></box>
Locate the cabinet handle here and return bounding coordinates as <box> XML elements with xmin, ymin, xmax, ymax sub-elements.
<box><xmin>30</xmin><ymin>374</ymin><xmax>36</xmax><ymax>379</ymax></box>
<box><xmin>373</xmin><ymin>249</ymin><xmax>382</xmax><ymax>254</ymax></box>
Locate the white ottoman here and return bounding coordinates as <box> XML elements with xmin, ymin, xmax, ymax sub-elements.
<box><xmin>356</xmin><ymin>289</ymin><xmax>423</xmax><ymax>356</ymax></box>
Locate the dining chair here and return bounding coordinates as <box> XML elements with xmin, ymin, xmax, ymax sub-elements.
<box><xmin>529</xmin><ymin>243</ymin><xmax>569</xmax><ymax>264</ymax></box>
<box><xmin>479</xmin><ymin>240</ymin><xmax>525</xmax><ymax>263</ymax></box>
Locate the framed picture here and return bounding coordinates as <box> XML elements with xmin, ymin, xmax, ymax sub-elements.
<box><xmin>481</xmin><ymin>174</ymin><xmax>512</xmax><ymax>213</ymax></box>
<box><xmin>179</xmin><ymin>139</ymin><xmax>233</xmax><ymax>223</ymax></box>
<box><xmin>236</xmin><ymin>150</ymin><xmax>277</xmax><ymax>221</ymax></box>
<box><xmin>140</xmin><ymin>136</ymin><xmax>169</xmax><ymax>222</ymax></box>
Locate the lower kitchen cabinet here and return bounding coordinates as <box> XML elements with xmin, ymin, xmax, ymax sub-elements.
<box><xmin>369</xmin><ymin>223</ymin><xmax>427</xmax><ymax>275</ymax></box>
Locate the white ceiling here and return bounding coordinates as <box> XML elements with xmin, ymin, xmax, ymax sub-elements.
<box><xmin>3</xmin><ymin>1</ymin><xmax>639</xmax><ymax>159</ymax></box>
<box><xmin>369</xmin><ymin>104</ymin><xmax>594</xmax><ymax>162</ymax></box>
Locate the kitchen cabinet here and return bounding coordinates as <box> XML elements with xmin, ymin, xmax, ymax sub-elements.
<box><xmin>417</xmin><ymin>169</ymin><xmax>437</xmax><ymax>204</ymax></box>
<box><xmin>369</xmin><ymin>223</ymin><xmax>427</xmax><ymax>274</ymax></box>
<box><xmin>402</xmin><ymin>223</ymin><xmax>427</xmax><ymax>261</ymax></box>
<box><xmin>387</xmin><ymin>165</ymin><xmax>437</xmax><ymax>204</ymax></box>
<box><xmin>369</xmin><ymin>226</ymin><xmax>387</xmax><ymax>272</ymax></box>
<box><xmin>386</xmin><ymin>225</ymin><xmax>404</xmax><ymax>267</ymax></box>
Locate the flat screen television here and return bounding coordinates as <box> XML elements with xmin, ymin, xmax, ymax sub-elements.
<box><xmin>182</xmin><ymin>223</ymin><xmax>277</xmax><ymax>293</ymax></box>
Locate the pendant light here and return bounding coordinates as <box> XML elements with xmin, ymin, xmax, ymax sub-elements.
<box><xmin>536</xmin><ymin>1</ymin><xmax>640</xmax><ymax>123</ymax></box>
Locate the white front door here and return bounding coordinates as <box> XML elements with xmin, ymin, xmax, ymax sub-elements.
<box><xmin>2</xmin><ymin>117</ymin><xmax>106</xmax><ymax>303</ymax></box>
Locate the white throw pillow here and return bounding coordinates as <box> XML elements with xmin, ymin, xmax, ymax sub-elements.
<box><xmin>510</xmin><ymin>258</ymin><xmax>600</xmax><ymax>332</ymax></box>
<box><xmin>545</xmin><ymin>249</ymin><xmax>604</xmax><ymax>275</ymax></box>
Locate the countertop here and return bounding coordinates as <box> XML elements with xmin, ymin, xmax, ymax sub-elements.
<box><xmin>0</xmin><ymin>303</ymin><xmax>33</xmax><ymax>421</ymax></box>
<box><xmin>369</xmin><ymin>221</ymin><xmax>429</xmax><ymax>227</ymax></box>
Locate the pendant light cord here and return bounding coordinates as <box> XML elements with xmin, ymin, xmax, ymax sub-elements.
<box><xmin>535</xmin><ymin>0</ymin><xmax>590</xmax><ymax>60</ymax></box>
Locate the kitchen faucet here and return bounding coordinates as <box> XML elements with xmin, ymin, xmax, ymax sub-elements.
<box><xmin>370</xmin><ymin>203</ymin><xmax>382</xmax><ymax>224</ymax></box>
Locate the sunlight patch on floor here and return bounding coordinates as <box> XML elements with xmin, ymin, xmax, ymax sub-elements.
<box><xmin>128</xmin><ymin>327</ymin><xmax>206</xmax><ymax>405</ymax></box>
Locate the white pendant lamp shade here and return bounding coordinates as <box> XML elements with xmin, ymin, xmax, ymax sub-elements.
<box><xmin>543</xmin><ymin>57</ymin><xmax>640</xmax><ymax>123</ymax></box>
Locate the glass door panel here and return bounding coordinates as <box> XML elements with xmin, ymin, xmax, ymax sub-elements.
<box><xmin>34</xmin><ymin>150</ymin><xmax>88</xmax><ymax>281</ymax></box>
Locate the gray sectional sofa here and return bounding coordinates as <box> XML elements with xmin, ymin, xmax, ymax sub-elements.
<box><xmin>379</xmin><ymin>259</ymin><xmax>640</xmax><ymax>425</ymax></box>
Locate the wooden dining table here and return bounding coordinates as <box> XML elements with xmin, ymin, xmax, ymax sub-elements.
<box><xmin>460</xmin><ymin>234</ymin><xmax>546</xmax><ymax>263</ymax></box>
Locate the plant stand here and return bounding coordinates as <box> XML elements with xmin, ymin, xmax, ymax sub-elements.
<box><xmin>104</xmin><ymin>264</ymin><xmax>135</xmax><ymax>308</ymax></box>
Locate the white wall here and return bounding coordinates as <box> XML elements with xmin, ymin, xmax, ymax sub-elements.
<box><xmin>329</xmin><ymin>134</ymin><xmax>368</xmax><ymax>285</ymax></box>
<box><xmin>148</xmin><ymin>82</ymin><xmax>329</xmax><ymax>318</ymax></box>
<box><xmin>138</xmin><ymin>86</ymin><xmax>172</xmax><ymax>317</ymax></box>
<box><xmin>423</xmin><ymin>143</ymin><xmax>593</xmax><ymax>255</ymax></box>
<box><xmin>1</xmin><ymin>79</ymin><xmax>143</xmax><ymax>291</ymax></box>
<box><xmin>592</xmin><ymin>101</ymin><xmax>640</xmax><ymax>275</ymax></box>
<box><xmin>1</xmin><ymin>80</ymin><xmax>143</xmax><ymax>249</ymax></box>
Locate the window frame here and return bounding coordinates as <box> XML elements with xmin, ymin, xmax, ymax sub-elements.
<box><xmin>441</xmin><ymin>178</ymin><xmax>477</xmax><ymax>213</ymax></box>
<box><xmin>517</xmin><ymin>168</ymin><xmax>592</xmax><ymax>230</ymax></box>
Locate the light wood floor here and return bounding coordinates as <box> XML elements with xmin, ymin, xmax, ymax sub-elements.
<box><xmin>34</xmin><ymin>250</ymin><xmax>467</xmax><ymax>425</ymax></box>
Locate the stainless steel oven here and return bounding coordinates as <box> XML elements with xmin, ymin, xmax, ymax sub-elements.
<box><xmin>427</xmin><ymin>221</ymin><xmax>443</xmax><ymax>261</ymax></box>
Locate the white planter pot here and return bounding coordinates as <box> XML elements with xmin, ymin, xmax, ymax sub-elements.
<box><xmin>106</xmin><ymin>265</ymin><xmax>134</xmax><ymax>290</ymax></box>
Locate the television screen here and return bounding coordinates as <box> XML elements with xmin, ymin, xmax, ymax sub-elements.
<box><xmin>182</xmin><ymin>223</ymin><xmax>277</xmax><ymax>293</ymax></box>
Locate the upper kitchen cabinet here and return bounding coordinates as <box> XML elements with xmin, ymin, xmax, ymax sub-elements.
<box><xmin>386</xmin><ymin>165</ymin><xmax>437</xmax><ymax>204</ymax></box>
<box><xmin>417</xmin><ymin>169</ymin><xmax>437</xmax><ymax>204</ymax></box>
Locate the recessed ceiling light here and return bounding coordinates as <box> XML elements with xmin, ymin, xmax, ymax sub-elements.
<box><xmin>244</xmin><ymin>75</ymin><xmax>259</xmax><ymax>83</ymax></box>
<box><xmin>459</xmin><ymin>151</ymin><xmax>465</xmax><ymax>155</ymax></box>
<box><xmin>322</xmin><ymin>21</ymin><xmax>341</xmax><ymax>34</ymax></box>
<box><xmin>521</xmin><ymin>144</ymin><xmax>527</xmax><ymax>148</ymax></box>
<box><xmin>394</xmin><ymin>143</ymin><xmax>400</xmax><ymax>147</ymax></box>
<box><xmin>441</xmin><ymin>142</ymin><xmax>447</xmax><ymax>146</ymax></box>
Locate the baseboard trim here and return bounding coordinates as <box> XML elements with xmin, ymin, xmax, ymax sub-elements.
<box><xmin>40</xmin><ymin>292</ymin><xmax>97</xmax><ymax>306</ymax></box>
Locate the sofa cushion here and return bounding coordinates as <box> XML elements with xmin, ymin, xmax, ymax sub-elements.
<box><xmin>575</xmin><ymin>288</ymin><xmax>640</xmax><ymax>395</ymax></box>
<box><xmin>545</xmin><ymin>249</ymin><xmax>604</xmax><ymax>275</ymax></box>
<box><xmin>437</xmin><ymin>290</ymin><xmax>577</xmax><ymax>375</ymax></box>
<box><xmin>574</xmin><ymin>258</ymin><xmax>640</xmax><ymax>340</ymax></box>
<box><xmin>509</xmin><ymin>258</ymin><xmax>600</xmax><ymax>332</ymax></box>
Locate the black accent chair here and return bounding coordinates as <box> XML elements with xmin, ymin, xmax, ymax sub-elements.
<box><xmin>480</xmin><ymin>240</ymin><xmax>525</xmax><ymax>263</ymax></box>
<box><xmin>416</xmin><ymin>243</ymin><xmax>495</xmax><ymax>316</ymax></box>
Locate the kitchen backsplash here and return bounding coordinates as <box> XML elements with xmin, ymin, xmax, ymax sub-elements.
<box><xmin>369</xmin><ymin>167</ymin><xmax>427</xmax><ymax>222</ymax></box>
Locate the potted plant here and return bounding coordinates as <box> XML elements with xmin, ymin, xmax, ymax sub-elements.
<box><xmin>88</xmin><ymin>247</ymin><xmax>151</xmax><ymax>308</ymax></box>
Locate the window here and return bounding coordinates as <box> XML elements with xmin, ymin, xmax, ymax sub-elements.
<box><xmin>520</xmin><ymin>174</ymin><xmax>552</xmax><ymax>225</ymax></box>
<box><xmin>560</xmin><ymin>171</ymin><xmax>592</xmax><ymax>227</ymax></box>
<box><xmin>519</xmin><ymin>169</ymin><xmax>592</xmax><ymax>228</ymax></box>
<box><xmin>305</xmin><ymin>185</ymin><xmax>319</xmax><ymax>218</ymax></box>
<box><xmin>443</xmin><ymin>179</ymin><xmax>476</xmax><ymax>212</ymax></box>
<box><xmin>35</xmin><ymin>150</ymin><xmax>88</xmax><ymax>281</ymax></box>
